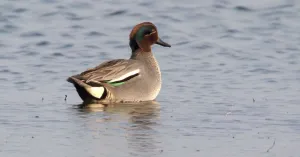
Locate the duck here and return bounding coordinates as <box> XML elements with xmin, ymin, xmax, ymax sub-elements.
<box><xmin>67</xmin><ymin>22</ymin><xmax>171</xmax><ymax>103</ymax></box>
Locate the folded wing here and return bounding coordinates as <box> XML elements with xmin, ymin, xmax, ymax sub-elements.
<box><xmin>70</xmin><ymin>59</ymin><xmax>141</xmax><ymax>86</ymax></box>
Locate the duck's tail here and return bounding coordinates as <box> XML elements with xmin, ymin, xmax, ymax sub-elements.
<box><xmin>67</xmin><ymin>77</ymin><xmax>107</xmax><ymax>100</ymax></box>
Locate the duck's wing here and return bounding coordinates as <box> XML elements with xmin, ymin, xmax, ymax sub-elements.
<box><xmin>68</xmin><ymin>59</ymin><xmax>141</xmax><ymax>86</ymax></box>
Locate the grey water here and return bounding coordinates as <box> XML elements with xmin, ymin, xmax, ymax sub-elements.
<box><xmin>0</xmin><ymin>0</ymin><xmax>300</xmax><ymax>156</ymax></box>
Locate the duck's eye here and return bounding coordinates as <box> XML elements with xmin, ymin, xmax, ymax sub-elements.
<box><xmin>143</xmin><ymin>30</ymin><xmax>152</xmax><ymax>36</ymax></box>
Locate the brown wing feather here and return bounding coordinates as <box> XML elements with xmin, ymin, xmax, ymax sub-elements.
<box><xmin>71</xmin><ymin>59</ymin><xmax>141</xmax><ymax>83</ymax></box>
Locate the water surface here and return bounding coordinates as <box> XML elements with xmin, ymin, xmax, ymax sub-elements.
<box><xmin>0</xmin><ymin>0</ymin><xmax>300</xmax><ymax>157</ymax></box>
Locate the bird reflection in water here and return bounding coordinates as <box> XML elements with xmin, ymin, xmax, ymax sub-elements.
<box><xmin>75</xmin><ymin>101</ymin><xmax>162</xmax><ymax>156</ymax></box>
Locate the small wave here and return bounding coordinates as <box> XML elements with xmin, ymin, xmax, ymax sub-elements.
<box><xmin>36</xmin><ymin>41</ymin><xmax>50</xmax><ymax>46</ymax></box>
<box><xmin>3</xmin><ymin>24</ymin><xmax>18</xmax><ymax>30</ymax></box>
<box><xmin>107</xmin><ymin>10</ymin><xmax>127</xmax><ymax>16</ymax></box>
<box><xmin>288</xmin><ymin>61</ymin><xmax>297</xmax><ymax>65</ymax></box>
<box><xmin>85</xmin><ymin>31</ymin><xmax>106</xmax><ymax>37</ymax></box>
<box><xmin>0</xmin><ymin>78</ymin><xmax>7</xmax><ymax>81</ymax></box>
<box><xmin>248</xmin><ymin>68</ymin><xmax>279</xmax><ymax>74</ymax></box>
<box><xmin>227</xmin><ymin>29</ymin><xmax>239</xmax><ymax>33</ymax></box>
<box><xmin>0</xmin><ymin>67</ymin><xmax>21</xmax><ymax>75</ymax></box>
<box><xmin>104</xmin><ymin>40</ymin><xmax>121</xmax><ymax>45</ymax></box>
<box><xmin>41</xmin><ymin>11</ymin><xmax>58</xmax><ymax>17</ymax></box>
<box><xmin>52</xmin><ymin>52</ymin><xmax>64</xmax><ymax>57</ymax></box>
<box><xmin>33</xmin><ymin>64</ymin><xmax>45</xmax><ymax>67</ymax></box>
<box><xmin>0</xmin><ymin>16</ymin><xmax>8</xmax><ymax>22</ymax></box>
<box><xmin>84</xmin><ymin>45</ymin><xmax>99</xmax><ymax>49</ymax></box>
<box><xmin>15</xmin><ymin>81</ymin><xmax>27</xmax><ymax>85</ymax></box>
<box><xmin>60</xmin><ymin>33</ymin><xmax>73</xmax><ymax>38</ymax></box>
<box><xmin>64</xmin><ymin>12</ymin><xmax>89</xmax><ymax>21</ymax></box>
<box><xmin>24</xmin><ymin>51</ymin><xmax>39</xmax><ymax>56</ymax></box>
<box><xmin>70</xmin><ymin>25</ymin><xmax>84</xmax><ymax>29</ymax></box>
<box><xmin>213</xmin><ymin>4</ymin><xmax>226</xmax><ymax>9</ymax></box>
<box><xmin>264</xmin><ymin>4</ymin><xmax>294</xmax><ymax>10</ymax></box>
<box><xmin>0</xmin><ymin>43</ymin><xmax>6</xmax><ymax>47</ymax></box>
<box><xmin>20</xmin><ymin>31</ymin><xmax>44</xmax><ymax>38</ymax></box>
<box><xmin>70</xmin><ymin>2</ymin><xmax>92</xmax><ymax>9</ymax></box>
<box><xmin>234</xmin><ymin>6</ymin><xmax>253</xmax><ymax>12</ymax></box>
<box><xmin>128</xmin><ymin>13</ymin><xmax>143</xmax><ymax>17</ymax></box>
<box><xmin>0</xmin><ymin>55</ymin><xmax>17</xmax><ymax>60</ymax></box>
<box><xmin>43</xmin><ymin>70</ymin><xmax>57</xmax><ymax>74</ymax></box>
<box><xmin>192</xmin><ymin>44</ymin><xmax>212</xmax><ymax>50</ymax></box>
<box><xmin>0</xmin><ymin>69</ymin><xmax>10</xmax><ymax>73</ymax></box>
<box><xmin>139</xmin><ymin>2</ymin><xmax>152</xmax><ymax>6</ymax></box>
<box><xmin>159</xmin><ymin>15</ymin><xmax>181</xmax><ymax>22</ymax></box>
<box><xmin>175</xmin><ymin>41</ymin><xmax>189</xmax><ymax>46</ymax></box>
<box><xmin>4</xmin><ymin>14</ymin><xmax>19</xmax><ymax>19</ymax></box>
<box><xmin>57</xmin><ymin>44</ymin><xmax>73</xmax><ymax>49</ymax></box>
<box><xmin>13</xmin><ymin>8</ymin><xmax>27</xmax><ymax>13</ymax></box>
<box><xmin>11</xmin><ymin>71</ymin><xmax>21</xmax><ymax>75</ymax></box>
<box><xmin>0</xmin><ymin>28</ymin><xmax>9</xmax><ymax>33</ymax></box>
<box><xmin>41</xmin><ymin>0</ymin><xmax>57</xmax><ymax>4</ymax></box>
<box><xmin>114</xmin><ymin>45</ymin><xmax>127</xmax><ymax>49</ymax></box>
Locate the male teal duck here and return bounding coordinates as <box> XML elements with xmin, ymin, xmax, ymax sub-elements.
<box><xmin>67</xmin><ymin>22</ymin><xmax>171</xmax><ymax>103</ymax></box>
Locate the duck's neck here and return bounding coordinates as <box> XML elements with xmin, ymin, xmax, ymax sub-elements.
<box><xmin>131</xmin><ymin>49</ymin><xmax>161</xmax><ymax>76</ymax></box>
<box><xmin>130</xmin><ymin>49</ymin><xmax>153</xmax><ymax>60</ymax></box>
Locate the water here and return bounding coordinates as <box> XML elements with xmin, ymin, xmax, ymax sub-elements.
<box><xmin>1</xmin><ymin>0</ymin><xmax>300</xmax><ymax>156</ymax></box>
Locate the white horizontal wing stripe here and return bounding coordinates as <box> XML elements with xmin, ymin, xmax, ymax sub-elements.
<box><xmin>109</xmin><ymin>69</ymin><xmax>140</xmax><ymax>82</ymax></box>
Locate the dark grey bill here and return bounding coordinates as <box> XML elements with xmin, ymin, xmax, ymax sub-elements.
<box><xmin>156</xmin><ymin>38</ymin><xmax>171</xmax><ymax>47</ymax></box>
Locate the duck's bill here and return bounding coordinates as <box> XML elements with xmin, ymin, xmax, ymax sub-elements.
<box><xmin>156</xmin><ymin>38</ymin><xmax>171</xmax><ymax>47</ymax></box>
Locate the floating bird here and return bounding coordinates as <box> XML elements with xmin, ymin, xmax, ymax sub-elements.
<box><xmin>67</xmin><ymin>22</ymin><xmax>171</xmax><ymax>103</ymax></box>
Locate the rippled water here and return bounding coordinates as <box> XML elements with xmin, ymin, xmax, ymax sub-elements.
<box><xmin>1</xmin><ymin>0</ymin><xmax>300</xmax><ymax>156</ymax></box>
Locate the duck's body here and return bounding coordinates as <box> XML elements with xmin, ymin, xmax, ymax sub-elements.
<box><xmin>67</xmin><ymin>22</ymin><xmax>171</xmax><ymax>103</ymax></box>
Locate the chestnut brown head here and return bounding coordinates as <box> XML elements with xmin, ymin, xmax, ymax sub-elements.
<box><xmin>129</xmin><ymin>22</ymin><xmax>171</xmax><ymax>52</ymax></box>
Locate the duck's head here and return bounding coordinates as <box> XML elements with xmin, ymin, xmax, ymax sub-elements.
<box><xmin>129</xmin><ymin>22</ymin><xmax>171</xmax><ymax>52</ymax></box>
